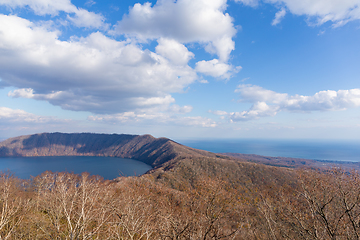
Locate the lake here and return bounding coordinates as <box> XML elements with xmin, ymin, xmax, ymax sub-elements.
<box><xmin>0</xmin><ymin>156</ymin><xmax>152</xmax><ymax>179</ymax></box>
<box><xmin>178</xmin><ymin>139</ymin><xmax>360</xmax><ymax>162</ymax></box>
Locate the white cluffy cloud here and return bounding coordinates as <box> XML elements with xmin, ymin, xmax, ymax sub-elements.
<box><xmin>0</xmin><ymin>0</ymin><xmax>106</xmax><ymax>29</ymax></box>
<box><xmin>114</xmin><ymin>0</ymin><xmax>236</xmax><ymax>62</ymax></box>
<box><xmin>1</xmin><ymin>0</ymin><xmax>242</xmax><ymax>114</ymax></box>
<box><xmin>212</xmin><ymin>84</ymin><xmax>360</xmax><ymax>121</ymax></box>
<box><xmin>195</xmin><ymin>59</ymin><xmax>242</xmax><ymax>79</ymax></box>
<box><xmin>155</xmin><ymin>38</ymin><xmax>195</xmax><ymax>66</ymax></box>
<box><xmin>1</xmin><ymin>14</ymin><xmax>197</xmax><ymax>114</ymax></box>
<box><xmin>237</xmin><ymin>0</ymin><xmax>360</xmax><ymax>27</ymax></box>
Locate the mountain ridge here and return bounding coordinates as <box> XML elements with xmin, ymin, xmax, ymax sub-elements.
<box><xmin>0</xmin><ymin>132</ymin><xmax>222</xmax><ymax>167</ymax></box>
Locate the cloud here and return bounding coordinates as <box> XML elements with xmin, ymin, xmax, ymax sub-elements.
<box><xmin>0</xmin><ymin>0</ymin><xmax>240</xmax><ymax>114</ymax></box>
<box><xmin>318</xmin><ymin>30</ymin><xmax>326</xmax><ymax>35</ymax></box>
<box><xmin>282</xmin><ymin>89</ymin><xmax>360</xmax><ymax>111</ymax></box>
<box><xmin>8</xmin><ymin>88</ymin><xmax>34</xmax><ymax>99</ymax></box>
<box><xmin>86</xmin><ymin>102</ymin><xmax>218</xmax><ymax>128</ymax></box>
<box><xmin>272</xmin><ymin>8</ymin><xmax>286</xmax><ymax>25</ymax></box>
<box><xmin>113</xmin><ymin>0</ymin><xmax>237</xmax><ymax>62</ymax></box>
<box><xmin>1</xmin><ymin>14</ymin><xmax>197</xmax><ymax>114</ymax></box>
<box><xmin>155</xmin><ymin>38</ymin><xmax>194</xmax><ymax>65</ymax></box>
<box><xmin>234</xmin><ymin>0</ymin><xmax>259</xmax><ymax>7</ymax></box>
<box><xmin>168</xmin><ymin>105</ymin><xmax>193</xmax><ymax>113</ymax></box>
<box><xmin>87</xmin><ymin>103</ymin><xmax>193</xmax><ymax>122</ymax></box>
<box><xmin>0</xmin><ymin>0</ymin><xmax>106</xmax><ymax>29</ymax></box>
<box><xmin>85</xmin><ymin>0</ymin><xmax>96</xmax><ymax>7</ymax></box>
<box><xmin>270</xmin><ymin>0</ymin><xmax>360</xmax><ymax>27</ymax></box>
<box><xmin>210</xmin><ymin>110</ymin><xmax>228</xmax><ymax>116</ymax></box>
<box><xmin>229</xmin><ymin>102</ymin><xmax>279</xmax><ymax>121</ymax></box>
<box><xmin>199</xmin><ymin>79</ymin><xmax>209</xmax><ymax>84</ymax></box>
<box><xmin>235</xmin><ymin>84</ymin><xmax>288</xmax><ymax>103</ymax></box>
<box><xmin>240</xmin><ymin>84</ymin><xmax>360</xmax><ymax>112</ymax></box>
<box><xmin>67</xmin><ymin>8</ymin><xmax>106</xmax><ymax>29</ymax></box>
<box><xmin>0</xmin><ymin>107</ymin><xmax>68</xmax><ymax>124</ymax></box>
<box><xmin>180</xmin><ymin>116</ymin><xmax>217</xmax><ymax>127</ymax></box>
<box><xmin>195</xmin><ymin>59</ymin><xmax>242</xmax><ymax>79</ymax></box>
<box><xmin>88</xmin><ymin>108</ymin><xmax>217</xmax><ymax>128</ymax></box>
<box><xmin>0</xmin><ymin>106</ymin><xmax>86</xmax><ymax>138</ymax></box>
<box><xmin>213</xmin><ymin>84</ymin><xmax>360</xmax><ymax>121</ymax></box>
<box><xmin>212</xmin><ymin>103</ymin><xmax>279</xmax><ymax>122</ymax></box>
<box><xmin>237</xmin><ymin>0</ymin><xmax>360</xmax><ymax>27</ymax></box>
<box><xmin>1</xmin><ymin>1</ymin><xmax>240</xmax><ymax>116</ymax></box>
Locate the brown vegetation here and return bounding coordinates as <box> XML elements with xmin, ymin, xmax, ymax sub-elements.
<box><xmin>1</xmin><ymin>164</ymin><xmax>360</xmax><ymax>239</ymax></box>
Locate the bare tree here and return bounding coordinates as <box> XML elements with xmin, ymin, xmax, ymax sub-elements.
<box><xmin>257</xmin><ymin>168</ymin><xmax>360</xmax><ymax>240</ymax></box>
<box><xmin>0</xmin><ymin>172</ymin><xmax>29</xmax><ymax>240</ymax></box>
<box><xmin>33</xmin><ymin>171</ymin><xmax>115</xmax><ymax>239</ymax></box>
<box><xmin>108</xmin><ymin>178</ymin><xmax>159</xmax><ymax>240</ymax></box>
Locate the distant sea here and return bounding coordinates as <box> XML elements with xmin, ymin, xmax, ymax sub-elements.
<box><xmin>178</xmin><ymin>139</ymin><xmax>360</xmax><ymax>162</ymax></box>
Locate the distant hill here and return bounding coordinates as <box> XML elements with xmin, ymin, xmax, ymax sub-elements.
<box><xmin>221</xmin><ymin>152</ymin><xmax>360</xmax><ymax>171</ymax></box>
<box><xmin>0</xmin><ymin>132</ymin><xmax>223</xmax><ymax>167</ymax></box>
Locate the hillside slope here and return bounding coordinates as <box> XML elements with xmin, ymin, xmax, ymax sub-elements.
<box><xmin>144</xmin><ymin>152</ymin><xmax>297</xmax><ymax>191</ymax></box>
<box><xmin>0</xmin><ymin>132</ymin><xmax>224</xmax><ymax>167</ymax></box>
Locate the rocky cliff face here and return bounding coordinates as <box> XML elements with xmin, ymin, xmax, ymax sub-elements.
<box><xmin>0</xmin><ymin>132</ymin><xmax>191</xmax><ymax>167</ymax></box>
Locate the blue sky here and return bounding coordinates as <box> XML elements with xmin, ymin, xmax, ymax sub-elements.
<box><xmin>0</xmin><ymin>0</ymin><xmax>359</xmax><ymax>140</ymax></box>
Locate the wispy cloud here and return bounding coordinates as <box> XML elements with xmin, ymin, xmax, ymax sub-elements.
<box><xmin>0</xmin><ymin>106</ymin><xmax>91</xmax><ymax>138</ymax></box>
<box><xmin>272</xmin><ymin>8</ymin><xmax>286</xmax><ymax>26</ymax></box>
<box><xmin>88</xmin><ymin>110</ymin><xmax>217</xmax><ymax>128</ymax></box>
<box><xmin>0</xmin><ymin>107</ymin><xmax>70</xmax><ymax>124</ymax></box>
<box><xmin>0</xmin><ymin>0</ymin><xmax>106</xmax><ymax>29</ymax></box>
<box><xmin>85</xmin><ymin>0</ymin><xmax>96</xmax><ymax>7</ymax></box>
<box><xmin>236</xmin><ymin>0</ymin><xmax>360</xmax><ymax>27</ymax></box>
<box><xmin>234</xmin><ymin>0</ymin><xmax>259</xmax><ymax>7</ymax></box>
<box><xmin>86</xmin><ymin>103</ymin><xmax>218</xmax><ymax>128</ymax></box>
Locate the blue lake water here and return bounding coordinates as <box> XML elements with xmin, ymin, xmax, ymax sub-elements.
<box><xmin>0</xmin><ymin>156</ymin><xmax>152</xmax><ymax>179</ymax></box>
<box><xmin>178</xmin><ymin>139</ymin><xmax>360</xmax><ymax>162</ymax></box>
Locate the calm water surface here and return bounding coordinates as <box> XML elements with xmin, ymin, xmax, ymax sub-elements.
<box><xmin>0</xmin><ymin>156</ymin><xmax>152</xmax><ymax>179</ymax></box>
<box><xmin>178</xmin><ymin>139</ymin><xmax>360</xmax><ymax>162</ymax></box>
